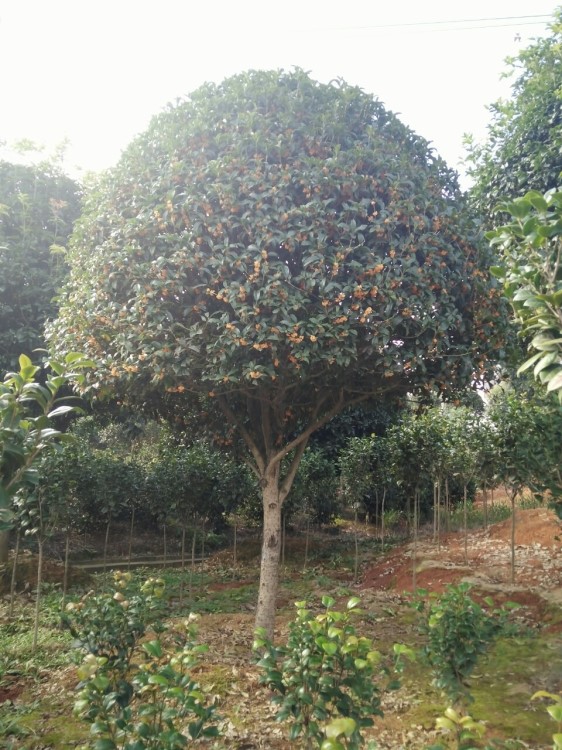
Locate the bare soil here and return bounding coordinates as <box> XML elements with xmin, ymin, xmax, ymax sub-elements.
<box><xmin>3</xmin><ymin>506</ymin><xmax>562</xmax><ymax>749</ymax></box>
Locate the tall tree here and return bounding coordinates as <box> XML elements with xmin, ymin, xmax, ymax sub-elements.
<box><xmin>0</xmin><ymin>159</ymin><xmax>81</xmax><ymax>372</ymax></box>
<box><xmin>467</xmin><ymin>9</ymin><xmax>562</xmax><ymax>224</ymax></box>
<box><xmin>49</xmin><ymin>69</ymin><xmax>503</xmax><ymax>636</ymax></box>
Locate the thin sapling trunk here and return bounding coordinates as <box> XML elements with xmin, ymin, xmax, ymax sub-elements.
<box><xmin>189</xmin><ymin>527</ymin><xmax>197</xmax><ymax>604</ymax></box>
<box><xmin>33</xmin><ymin>537</ymin><xmax>44</xmax><ymax>650</ymax></box>
<box><xmin>303</xmin><ymin>516</ymin><xmax>310</xmax><ymax>572</ymax></box>
<box><xmin>127</xmin><ymin>507</ymin><xmax>135</xmax><ymax>568</ymax></box>
<box><xmin>412</xmin><ymin>488</ymin><xmax>419</xmax><ymax>591</ymax></box>
<box><xmin>103</xmin><ymin>517</ymin><xmax>111</xmax><ymax>570</ymax></box>
<box><xmin>353</xmin><ymin>507</ymin><xmax>359</xmax><ymax>584</ymax></box>
<box><xmin>8</xmin><ymin>529</ymin><xmax>20</xmax><ymax>619</ymax></box>
<box><xmin>63</xmin><ymin>530</ymin><xmax>70</xmax><ymax>606</ymax></box>
<box><xmin>381</xmin><ymin>488</ymin><xmax>386</xmax><ymax>553</ymax></box>
<box><xmin>180</xmin><ymin>525</ymin><xmax>186</xmax><ymax>608</ymax></box>
<box><xmin>463</xmin><ymin>483</ymin><xmax>468</xmax><ymax>565</ymax></box>
<box><xmin>510</xmin><ymin>488</ymin><xmax>518</xmax><ymax>583</ymax></box>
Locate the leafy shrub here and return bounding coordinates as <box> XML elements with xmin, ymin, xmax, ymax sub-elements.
<box><xmin>62</xmin><ymin>572</ymin><xmax>167</xmax><ymax>675</ymax></box>
<box><xmin>415</xmin><ymin>582</ymin><xmax>513</xmax><ymax>706</ymax></box>
<box><xmin>74</xmin><ymin>615</ymin><xmax>219</xmax><ymax>750</ymax></box>
<box><xmin>255</xmin><ymin>595</ymin><xmax>412</xmax><ymax>749</ymax></box>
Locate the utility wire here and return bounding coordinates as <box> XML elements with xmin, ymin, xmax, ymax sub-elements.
<box><xmin>298</xmin><ymin>13</ymin><xmax>553</xmax><ymax>34</ymax></box>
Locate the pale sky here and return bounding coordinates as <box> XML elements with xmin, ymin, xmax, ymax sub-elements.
<box><xmin>0</xmin><ymin>1</ymin><xmax>559</xmax><ymax>184</ymax></box>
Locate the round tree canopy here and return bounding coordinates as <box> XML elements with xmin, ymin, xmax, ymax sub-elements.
<box><xmin>51</xmin><ymin>69</ymin><xmax>500</xmax><ymax>425</ymax></box>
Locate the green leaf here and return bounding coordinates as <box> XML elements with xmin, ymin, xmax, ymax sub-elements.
<box><xmin>489</xmin><ymin>266</ymin><xmax>505</xmax><ymax>278</ymax></box>
<box><xmin>547</xmin><ymin>371</ymin><xmax>562</xmax><ymax>393</ymax></box>
<box><xmin>93</xmin><ymin>739</ymin><xmax>117</xmax><ymax>750</ymax></box>
<box><xmin>320</xmin><ymin>641</ymin><xmax>338</xmax><ymax>656</ymax></box>
<box><xmin>324</xmin><ymin>717</ymin><xmax>357</xmax><ymax>738</ymax></box>
<box><xmin>346</xmin><ymin>596</ymin><xmax>361</xmax><ymax>610</ymax></box>
<box><xmin>525</xmin><ymin>190</ymin><xmax>549</xmax><ymax>213</ymax></box>
<box><xmin>547</xmin><ymin>704</ymin><xmax>562</xmax><ymax>723</ymax></box>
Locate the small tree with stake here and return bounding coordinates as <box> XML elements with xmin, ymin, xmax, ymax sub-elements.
<box><xmin>0</xmin><ymin>353</ymin><xmax>90</xmax><ymax>564</ymax></box>
<box><xmin>49</xmin><ymin>69</ymin><xmax>505</xmax><ymax>637</ymax></box>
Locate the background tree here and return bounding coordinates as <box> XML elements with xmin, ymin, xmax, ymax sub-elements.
<box><xmin>49</xmin><ymin>69</ymin><xmax>504</xmax><ymax>636</ymax></box>
<box><xmin>467</xmin><ymin>9</ymin><xmax>562</xmax><ymax>224</ymax></box>
<box><xmin>0</xmin><ymin>158</ymin><xmax>81</xmax><ymax>371</ymax></box>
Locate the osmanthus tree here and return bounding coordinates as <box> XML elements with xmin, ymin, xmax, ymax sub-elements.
<box><xmin>48</xmin><ymin>69</ymin><xmax>504</xmax><ymax>636</ymax></box>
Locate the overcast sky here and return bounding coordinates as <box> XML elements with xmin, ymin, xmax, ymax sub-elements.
<box><xmin>1</xmin><ymin>1</ymin><xmax>559</xmax><ymax>183</ymax></box>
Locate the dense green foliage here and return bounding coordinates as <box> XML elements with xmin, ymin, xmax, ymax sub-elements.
<box><xmin>48</xmin><ymin>68</ymin><xmax>505</xmax><ymax>632</ymax></box>
<box><xmin>488</xmin><ymin>188</ymin><xmax>562</xmax><ymax>401</ymax></box>
<box><xmin>0</xmin><ymin>353</ymin><xmax>90</xmax><ymax>562</ymax></box>
<box><xmin>70</xmin><ymin>576</ymin><xmax>219</xmax><ymax>749</ymax></box>
<box><xmin>416</xmin><ymin>583</ymin><xmax>510</xmax><ymax>706</ymax></box>
<box><xmin>467</xmin><ymin>10</ymin><xmax>562</xmax><ymax>223</ymax></box>
<box><xmin>255</xmin><ymin>596</ymin><xmax>407</xmax><ymax>749</ymax></box>
<box><xmin>50</xmin><ymin>69</ymin><xmax>500</xmax><ymax>411</ymax></box>
<box><xmin>0</xmin><ymin>160</ymin><xmax>81</xmax><ymax>372</ymax></box>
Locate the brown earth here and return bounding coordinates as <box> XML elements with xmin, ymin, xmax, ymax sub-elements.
<box><xmin>3</xmin><ymin>507</ymin><xmax>562</xmax><ymax>749</ymax></box>
<box><xmin>361</xmin><ymin>507</ymin><xmax>562</xmax><ymax>624</ymax></box>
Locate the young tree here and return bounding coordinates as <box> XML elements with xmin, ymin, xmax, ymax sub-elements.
<box><xmin>466</xmin><ymin>9</ymin><xmax>562</xmax><ymax>224</ymax></box>
<box><xmin>0</xmin><ymin>353</ymin><xmax>90</xmax><ymax>562</ymax></box>
<box><xmin>488</xmin><ymin>189</ymin><xmax>562</xmax><ymax>401</ymax></box>
<box><xmin>0</xmin><ymin>158</ymin><xmax>81</xmax><ymax>372</ymax></box>
<box><xmin>49</xmin><ymin>70</ymin><xmax>503</xmax><ymax>636</ymax></box>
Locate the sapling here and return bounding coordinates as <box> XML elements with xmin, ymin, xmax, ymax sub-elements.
<box><xmin>63</xmin><ymin>572</ymin><xmax>167</xmax><ymax>679</ymax></box>
<box><xmin>431</xmin><ymin>706</ymin><xmax>487</xmax><ymax>750</ymax></box>
<box><xmin>531</xmin><ymin>691</ymin><xmax>562</xmax><ymax>750</ymax></box>
<box><xmin>255</xmin><ymin>595</ymin><xmax>413</xmax><ymax>749</ymax></box>
<box><xmin>415</xmin><ymin>582</ymin><xmax>513</xmax><ymax>707</ymax></box>
<box><xmin>74</xmin><ymin>615</ymin><xmax>219</xmax><ymax>750</ymax></box>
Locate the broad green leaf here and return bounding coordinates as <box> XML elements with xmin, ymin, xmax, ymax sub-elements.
<box><xmin>547</xmin><ymin>371</ymin><xmax>562</xmax><ymax>393</ymax></box>
<box><xmin>324</xmin><ymin>717</ymin><xmax>357</xmax><ymax>738</ymax></box>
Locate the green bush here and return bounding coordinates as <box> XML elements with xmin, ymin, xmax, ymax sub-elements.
<box><xmin>255</xmin><ymin>596</ymin><xmax>411</xmax><ymax>749</ymax></box>
<box><xmin>62</xmin><ymin>572</ymin><xmax>167</xmax><ymax>675</ymax></box>
<box><xmin>74</xmin><ymin>616</ymin><xmax>219</xmax><ymax>750</ymax></box>
<box><xmin>415</xmin><ymin>582</ymin><xmax>512</xmax><ymax>706</ymax></box>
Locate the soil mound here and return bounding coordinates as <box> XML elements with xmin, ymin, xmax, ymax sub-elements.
<box><xmin>361</xmin><ymin>507</ymin><xmax>562</xmax><ymax>614</ymax></box>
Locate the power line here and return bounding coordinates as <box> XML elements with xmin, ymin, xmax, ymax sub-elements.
<box><xmin>298</xmin><ymin>13</ymin><xmax>553</xmax><ymax>34</ymax></box>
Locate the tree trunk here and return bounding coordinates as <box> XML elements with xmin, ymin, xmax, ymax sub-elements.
<box><xmin>412</xmin><ymin>488</ymin><xmax>419</xmax><ymax>591</ymax></box>
<box><xmin>103</xmin><ymin>518</ymin><xmax>111</xmax><ymax>570</ymax></box>
<box><xmin>255</xmin><ymin>465</ymin><xmax>282</xmax><ymax>639</ymax></box>
<box><xmin>63</xmin><ymin>530</ymin><xmax>70</xmax><ymax>606</ymax></box>
<box><xmin>33</xmin><ymin>537</ymin><xmax>44</xmax><ymax>650</ymax></box>
<box><xmin>189</xmin><ymin>527</ymin><xmax>197</xmax><ymax>604</ymax></box>
<box><xmin>353</xmin><ymin>508</ymin><xmax>359</xmax><ymax>584</ymax></box>
<box><xmin>303</xmin><ymin>517</ymin><xmax>310</xmax><ymax>572</ymax></box>
<box><xmin>381</xmin><ymin>488</ymin><xmax>386</xmax><ymax>553</ymax></box>
<box><xmin>463</xmin><ymin>483</ymin><xmax>468</xmax><ymax>564</ymax></box>
<box><xmin>510</xmin><ymin>490</ymin><xmax>517</xmax><ymax>583</ymax></box>
<box><xmin>9</xmin><ymin>529</ymin><xmax>20</xmax><ymax>619</ymax></box>
<box><xmin>180</xmin><ymin>525</ymin><xmax>186</xmax><ymax>608</ymax></box>
<box><xmin>0</xmin><ymin>529</ymin><xmax>9</xmax><ymax>564</ymax></box>
<box><xmin>128</xmin><ymin>507</ymin><xmax>136</xmax><ymax>568</ymax></box>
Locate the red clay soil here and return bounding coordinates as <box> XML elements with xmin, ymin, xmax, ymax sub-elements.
<box><xmin>361</xmin><ymin>508</ymin><xmax>562</xmax><ymax>615</ymax></box>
